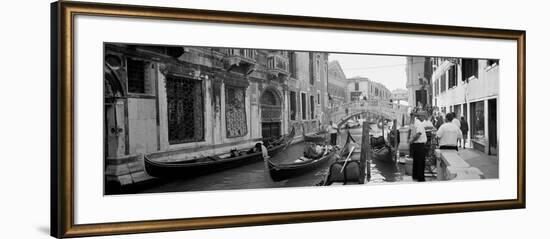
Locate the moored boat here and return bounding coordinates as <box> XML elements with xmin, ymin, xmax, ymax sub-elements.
<box><xmin>301</xmin><ymin>123</ymin><xmax>327</xmax><ymax>143</ymax></box>
<box><xmin>342</xmin><ymin>118</ymin><xmax>361</xmax><ymax>129</ymax></box>
<box><xmin>144</xmin><ymin>127</ymin><xmax>295</xmax><ymax>178</ymax></box>
<box><xmin>369</xmin><ymin>122</ymin><xmax>394</xmax><ymax>163</ymax></box>
<box><xmin>267</xmin><ymin>140</ymin><xmax>339</xmax><ymax>182</ymax></box>
<box><xmin>323</xmin><ymin>132</ymin><xmax>362</xmax><ymax>185</ymax></box>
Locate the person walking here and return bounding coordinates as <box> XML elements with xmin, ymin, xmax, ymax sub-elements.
<box><xmin>409</xmin><ymin>113</ymin><xmax>428</xmax><ymax>182</ymax></box>
<box><xmin>327</xmin><ymin>121</ymin><xmax>339</xmax><ymax>146</ymax></box>
<box><xmin>436</xmin><ymin>113</ymin><xmax>463</xmax><ymax>151</ymax></box>
<box><xmin>423</xmin><ymin>116</ymin><xmax>435</xmax><ymax>130</ymax></box>
<box><xmin>435</xmin><ymin>114</ymin><xmax>444</xmax><ymax>129</ymax></box>
<box><xmin>452</xmin><ymin>112</ymin><xmax>461</xmax><ymax>129</ymax></box>
<box><xmin>459</xmin><ymin>116</ymin><xmax>469</xmax><ymax>148</ymax></box>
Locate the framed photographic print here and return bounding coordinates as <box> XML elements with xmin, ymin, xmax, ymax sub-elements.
<box><xmin>51</xmin><ymin>1</ymin><xmax>526</xmax><ymax>238</ymax></box>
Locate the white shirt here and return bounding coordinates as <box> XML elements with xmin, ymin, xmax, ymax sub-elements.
<box><xmin>422</xmin><ymin>120</ymin><xmax>434</xmax><ymax>129</ymax></box>
<box><xmin>260</xmin><ymin>144</ymin><xmax>269</xmax><ymax>159</ymax></box>
<box><xmin>452</xmin><ymin>118</ymin><xmax>461</xmax><ymax>129</ymax></box>
<box><xmin>327</xmin><ymin>123</ymin><xmax>338</xmax><ymax>134</ymax></box>
<box><xmin>412</xmin><ymin>119</ymin><xmax>427</xmax><ymax>143</ymax></box>
<box><xmin>436</xmin><ymin>122</ymin><xmax>463</xmax><ymax>146</ymax></box>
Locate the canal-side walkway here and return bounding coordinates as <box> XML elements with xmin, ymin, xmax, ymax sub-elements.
<box><xmin>457</xmin><ymin>148</ymin><xmax>499</xmax><ymax>179</ymax></box>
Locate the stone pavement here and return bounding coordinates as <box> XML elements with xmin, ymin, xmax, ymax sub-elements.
<box><xmin>457</xmin><ymin>148</ymin><xmax>499</xmax><ymax>179</ymax></box>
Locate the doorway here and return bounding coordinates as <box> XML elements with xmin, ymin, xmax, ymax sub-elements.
<box><xmin>260</xmin><ymin>88</ymin><xmax>282</xmax><ymax>139</ymax></box>
<box><xmin>415</xmin><ymin>90</ymin><xmax>427</xmax><ymax>108</ymax></box>
<box><xmin>262</xmin><ymin>122</ymin><xmax>281</xmax><ymax>139</ymax></box>
<box><xmin>488</xmin><ymin>98</ymin><xmax>498</xmax><ymax>155</ymax></box>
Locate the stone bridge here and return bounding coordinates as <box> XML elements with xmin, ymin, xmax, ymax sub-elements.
<box><xmin>328</xmin><ymin>100</ymin><xmax>411</xmax><ymax>126</ymax></box>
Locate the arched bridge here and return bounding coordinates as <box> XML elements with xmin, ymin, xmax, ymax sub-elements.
<box><xmin>328</xmin><ymin>100</ymin><xmax>410</xmax><ymax>126</ymax></box>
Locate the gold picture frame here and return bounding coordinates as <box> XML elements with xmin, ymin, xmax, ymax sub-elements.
<box><xmin>51</xmin><ymin>1</ymin><xmax>526</xmax><ymax>237</ymax></box>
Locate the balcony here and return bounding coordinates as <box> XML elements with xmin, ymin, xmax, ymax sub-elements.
<box><xmin>267</xmin><ymin>54</ymin><xmax>290</xmax><ymax>78</ymax></box>
<box><xmin>221</xmin><ymin>49</ymin><xmax>257</xmax><ymax>75</ymax></box>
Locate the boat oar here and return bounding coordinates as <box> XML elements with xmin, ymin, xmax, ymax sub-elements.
<box><xmin>281</xmin><ymin>139</ymin><xmax>291</xmax><ymax>152</ymax></box>
<box><xmin>281</xmin><ymin>127</ymin><xmax>295</xmax><ymax>152</ymax></box>
<box><xmin>340</xmin><ymin>146</ymin><xmax>356</xmax><ymax>173</ymax></box>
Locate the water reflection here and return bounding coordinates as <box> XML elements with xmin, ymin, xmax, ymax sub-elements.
<box><xmin>137</xmin><ymin>127</ymin><xmax>405</xmax><ymax>194</ymax></box>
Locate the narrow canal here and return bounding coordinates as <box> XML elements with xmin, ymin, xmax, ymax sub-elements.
<box><xmin>136</xmin><ymin>125</ymin><xmax>406</xmax><ymax>194</ymax></box>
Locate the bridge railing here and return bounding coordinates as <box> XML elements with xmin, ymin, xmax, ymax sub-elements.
<box><xmin>329</xmin><ymin>100</ymin><xmax>411</xmax><ymax>125</ymax></box>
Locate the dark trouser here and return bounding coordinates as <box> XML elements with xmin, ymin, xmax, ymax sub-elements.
<box><xmin>330</xmin><ymin>133</ymin><xmax>337</xmax><ymax>145</ymax></box>
<box><xmin>411</xmin><ymin>143</ymin><xmax>426</xmax><ymax>182</ymax></box>
<box><xmin>440</xmin><ymin>145</ymin><xmax>458</xmax><ymax>151</ymax></box>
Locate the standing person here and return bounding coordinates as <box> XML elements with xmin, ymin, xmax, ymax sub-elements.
<box><xmin>459</xmin><ymin>116</ymin><xmax>469</xmax><ymax>148</ymax></box>
<box><xmin>452</xmin><ymin>112</ymin><xmax>461</xmax><ymax>129</ymax></box>
<box><xmin>451</xmin><ymin>113</ymin><xmax>461</xmax><ymax>146</ymax></box>
<box><xmin>327</xmin><ymin>121</ymin><xmax>339</xmax><ymax>146</ymax></box>
<box><xmin>423</xmin><ymin>116</ymin><xmax>434</xmax><ymax>130</ymax></box>
<box><xmin>435</xmin><ymin>114</ymin><xmax>444</xmax><ymax>129</ymax></box>
<box><xmin>436</xmin><ymin>113</ymin><xmax>463</xmax><ymax>151</ymax></box>
<box><xmin>255</xmin><ymin>142</ymin><xmax>270</xmax><ymax>159</ymax></box>
<box><xmin>409</xmin><ymin>113</ymin><xmax>427</xmax><ymax>182</ymax></box>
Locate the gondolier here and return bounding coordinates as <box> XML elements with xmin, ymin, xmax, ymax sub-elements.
<box><xmin>327</xmin><ymin>121</ymin><xmax>339</xmax><ymax>146</ymax></box>
<box><xmin>409</xmin><ymin>112</ymin><xmax>427</xmax><ymax>182</ymax></box>
<box><xmin>258</xmin><ymin>142</ymin><xmax>270</xmax><ymax>159</ymax></box>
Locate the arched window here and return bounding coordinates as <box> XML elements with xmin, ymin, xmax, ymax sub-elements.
<box><xmin>260</xmin><ymin>89</ymin><xmax>279</xmax><ymax>106</ymax></box>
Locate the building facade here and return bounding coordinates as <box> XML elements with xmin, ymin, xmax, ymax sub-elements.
<box><xmin>347</xmin><ymin>76</ymin><xmax>391</xmax><ymax>102</ymax></box>
<box><xmin>104</xmin><ymin>44</ymin><xmax>328</xmax><ymax>187</ymax></box>
<box><xmin>405</xmin><ymin>56</ymin><xmax>434</xmax><ymax>108</ymax></box>
<box><xmin>431</xmin><ymin>57</ymin><xmax>499</xmax><ymax>155</ymax></box>
<box><xmin>327</xmin><ymin>61</ymin><xmax>348</xmax><ymax>108</ymax></box>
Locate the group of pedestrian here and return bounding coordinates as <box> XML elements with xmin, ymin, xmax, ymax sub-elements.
<box><xmin>409</xmin><ymin>111</ymin><xmax>469</xmax><ymax>182</ymax></box>
<box><xmin>432</xmin><ymin>112</ymin><xmax>469</xmax><ymax>148</ymax></box>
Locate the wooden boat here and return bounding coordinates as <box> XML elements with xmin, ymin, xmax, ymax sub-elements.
<box><xmin>370</xmin><ymin>127</ymin><xmax>394</xmax><ymax>163</ymax></box>
<box><xmin>342</xmin><ymin>118</ymin><xmax>361</xmax><ymax>129</ymax></box>
<box><xmin>144</xmin><ymin>127</ymin><xmax>295</xmax><ymax>178</ymax></box>
<box><xmin>301</xmin><ymin>123</ymin><xmax>327</xmax><ymax>143</ymax></box>
<box><xmin>267</xmin><ymin>138</ymin><xmax>340</xmax><ymax>182</ymax></box>
<box><xmin>323</xmin><ymin>132</ymin><xmax>363</xmax><ymax>185</ymax></box>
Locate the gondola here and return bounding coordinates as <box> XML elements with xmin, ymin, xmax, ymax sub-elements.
<box><xmin>323</xmin><ymin>132</ymin><xmax>362</xmax><ymax>185</ymax></box>
<box><xmin>371</xmin><ymin>137</ymin><xmax>393</xmax><ymax>163</ymax></box>
<box><xmin>301</xmin><ymin>123</ymin><xmax>327</xmax><ymax>143</ymax></box>
<box><xmin>370</xmin><ymin>125</ymin><xmax>394</xmax><ymax>163</ymax></box>
<box><xmin>267</xmin><ymin>136</ymin><xmax>341</xmax><ymax>182</ymax></box>
<box><xmin>341</xmin><ymin>117</ymin><xmax>361</xmax><ymax>129</ymax></box>
<box><xmin>144</xmin><ymin>127</ymin><xmax>295</xmax><ymax>178</ymax></box>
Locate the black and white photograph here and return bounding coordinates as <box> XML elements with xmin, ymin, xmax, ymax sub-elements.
<box><xmin>104</xmin><ymin>44</ymin><xmax>500</xmax><ymax>195</ymax></box>
<box><xmin>5</xmin><ymin>0</ymin><xmax>547</xmax><ymax>238</ymax></box>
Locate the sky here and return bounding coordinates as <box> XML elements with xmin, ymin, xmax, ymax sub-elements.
<box><xmin>328</xmin><ymin>53</ymin><xmax>407</xmax><ymax>91</ymax></box>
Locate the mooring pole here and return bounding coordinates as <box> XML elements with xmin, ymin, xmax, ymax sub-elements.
<box><xmin>359</xmin><ymin>120</ymin><xmax>371</xmax><ymax>183</ymax></box>
<box><xmin>393</xmin><ymin>118</ymin><xmax>398</xmax><ymax>162</ymax></box>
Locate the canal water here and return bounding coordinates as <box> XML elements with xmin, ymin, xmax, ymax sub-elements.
<box><xmin>137</xmin><ymin>125</ymin><xmax>407</xmax><ymax>194</ymax></box>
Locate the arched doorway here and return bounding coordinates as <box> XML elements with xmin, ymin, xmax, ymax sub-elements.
<box><xmin>260</xmin><ymin>88</ymin><xmax>282</xmax><ymax>139</ymax></box>
<box><xmin>104</xmin><ymin>63</ymin><xmax>126</xmax><ymax>161</ymax></box>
